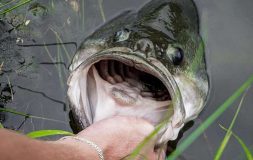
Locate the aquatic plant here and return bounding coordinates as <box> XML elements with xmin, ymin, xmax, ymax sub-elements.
<box><xmin>220</xmin><ymin>125</ymin><xmax>253</xmax><ymax>160</ymax></box>
<box><xmin>0</xmin><ymin>0</ymin><xmax>33</xmax><ymax>15</ymax></box>
<box><xmin>0</xmin><ymin>122</ymin><xmax>3</xmax><ymax>128</ymax></box>
<box><xmin>0</xmin><ymin>107</ymin><xmax>67</xmax><ymax>124</ymax></box>
<box><xmin>214</xmin><ymin>88</ymin><xmax>249</xmax><ymax>160</ymax></box>
<box><xmin>27</xmin><ymin>130</ymin><xmax>74</xmax><ymax>139</ymax></box>
<box><xmin>128</xmin><ymin>121</ymin><xmax>167</xmax><ymax>159</ymax></box>
<box><xmin>43</xmin><ymin>27</ymin><xmax>72</xmax><ymax>91</ymax></box>
<box><xmin>98</xmin><ymin>0</ymin><xmax>106</xmax><ymax>22</ymax></box>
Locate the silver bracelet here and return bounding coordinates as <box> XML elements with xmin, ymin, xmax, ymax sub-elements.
<box><xmin>60</xmin><ymin>136</ymin><xmax>104</xmax><ymax>160</ymax></box>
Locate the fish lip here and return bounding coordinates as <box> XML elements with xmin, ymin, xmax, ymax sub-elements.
<box><xmin>73</xmin><ymin>47</ymin><xmax>186</xmax><ymax>128</ymax></box>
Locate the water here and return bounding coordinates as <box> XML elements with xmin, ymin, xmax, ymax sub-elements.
<box><xmin>0</xmin><ymin>0</ymin><xmax>252</xmax><ymax>159</ymax></box>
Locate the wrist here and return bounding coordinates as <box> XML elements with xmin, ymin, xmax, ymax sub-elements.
<box><xmin>75</xmin><ymin>131</ymin><xmax>111</xmax><ymax>159</ymax></box>
<box><xmin>55</xmin><ymin>136</ymin><xmax>104</xmax><ymax>160</ymax></box>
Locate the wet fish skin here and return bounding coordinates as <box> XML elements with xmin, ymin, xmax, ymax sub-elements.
<box><xmin>75</xmin><ymin>0</ymin><xmax>206</xmax><ymax>79</ymax></box>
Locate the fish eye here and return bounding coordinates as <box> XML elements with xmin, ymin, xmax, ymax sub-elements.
<box><xmin>165</xmin><ymin>46</ymin><xmax>184</xmax><ymax>65</ymax></box>
<box><xmin>113</xmin><ymin>28</ymin><xmax>131</xmax><ymax>42</ymax></box>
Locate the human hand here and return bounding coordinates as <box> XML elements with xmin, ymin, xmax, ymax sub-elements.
<box><xmin>60</xmin><ymin>116</ymin><xmax>159</xmax><ymax>160</ymax></box>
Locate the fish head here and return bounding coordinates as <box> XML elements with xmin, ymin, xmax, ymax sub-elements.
<box><xmin>68</xmin><ymin>0</ymin><xmax>209</xmax><ymax>145</ymax></box>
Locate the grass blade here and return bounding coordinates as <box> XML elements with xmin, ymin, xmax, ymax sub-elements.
<box><xmin>0</xmin><ymin>107</ymin><xmax>30</xmax><ymax>117</ymax></box>
<box><xmin>50</xmin><ymin>28</ymin><xmax>71</xmax><ymax>62</ymax></box>
<box><xmin>0</xmin><ymin>107</ymin><xmax>67</xmax><ymax>124</ymax></box>
<box><xmin>27</xmin><ymin>130</ymin><xmax>74</xmax><ymax>139</ymax></box>
<box><xmin>81</xmin><ymin>0</ymin><xmax>85</xmax><ymax>30</ymax></box>
<box><xmin>214</xmin><ymin>89</ymin><xmax>249</xmax><ymax>160</ymax></box>
<box><xmin>220</xmin><ymin>125</ymin><xmax>253</xmax><ymax>160</ymax></box>
<box><xmin>0</xmin><ymin>0</ymin><xmax>33</xmax><ymax>15</ymax></box>
<box><xmin>0</xmin><ymin>0</ymin><xmax>17</xmax><ymax>8</ymax></box>
<box><xmin>98</xmin><ymin>0</ymin><xmax>106</xmax><ymax>22</ymax></box>
<box><xmin>128</xmin><ymin>121</ymin><xmax>167</xmax><ymax>159</ymax></box>
<box><xmin>0</xmin><ymin>122</ymin><xmax>3</xmax><ymax>128</ymax></box>
<box><xmin>6</xmin><ymin>76</ymin><xmax>14</xmax><ymax>101</ymax></box>
<box><xmin>167</xmin><ymin>75</ymin><xmax>253</xmax><ymax>160</ymax></box>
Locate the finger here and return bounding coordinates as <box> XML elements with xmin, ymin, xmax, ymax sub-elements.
<box><xmin>154</xmin><ymin>147</ymin><xmax>167</xmax><ymax>160</ymax></box>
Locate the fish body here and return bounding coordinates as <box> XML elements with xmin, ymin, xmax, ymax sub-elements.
<box><xmin>68</xmin><ymin>0</ymin><xmax>209</xmax><ymax>149</ymax></box>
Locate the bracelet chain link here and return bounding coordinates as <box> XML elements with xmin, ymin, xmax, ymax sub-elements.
<box><xmin>60</xmin><ymin>136</ymin><xmax>105</xmax><ymax>160</ymax></box>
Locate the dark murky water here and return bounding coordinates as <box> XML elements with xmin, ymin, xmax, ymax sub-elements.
<box><xmin>0</xmin><ymin>0</ymin><xmax>252</xmax><ymax>159</ymax></box>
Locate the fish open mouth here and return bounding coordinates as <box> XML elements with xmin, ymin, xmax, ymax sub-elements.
<box><xmin>89</xmin><ymin>59</ymin><xmax>173</xmax><ymax>123</ymax></box>
<box><xmin>68</xmin><ymin>48</ymin><xmax>186</xmax><ymax>143</ymax></box>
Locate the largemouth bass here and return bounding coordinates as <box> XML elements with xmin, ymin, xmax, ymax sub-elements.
<box><xmin>68</xmin><ymin>0</ymin><xmax>209</xmax><ymax>151</ymax></box>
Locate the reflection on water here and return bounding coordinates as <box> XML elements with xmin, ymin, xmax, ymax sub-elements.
<box><xmin>0</xmin><ymin>0</ymin><xmax>252</xmax><ymax>159</ymax></box>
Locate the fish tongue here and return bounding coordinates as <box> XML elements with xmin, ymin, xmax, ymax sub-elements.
<box><xmin>91</xmin><ymin>66</ymin><xmax>140</xmax><ymax>122</ymax></box>
<box><xmin>90</xmin><ymin>66</ymin><xmax>171</xmax><ymax>125</ymax></box>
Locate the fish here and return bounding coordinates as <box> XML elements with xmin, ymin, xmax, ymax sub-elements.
<box><xmin>67</xmin><ymin>0</ymin><xmax>209</xmax><ymax>155</ymax></box>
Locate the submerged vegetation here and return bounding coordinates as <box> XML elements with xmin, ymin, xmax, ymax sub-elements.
<box><xmin>0</xmin><ymin>0</ymin><xmax>33</xmax><ymax>15</ymax></box>
<box><xmin>0</xmin><ymin>107</ymin><xmax>68</xmax><ymax>124</ymax></box>
<box><xmin>0</xmin><ymin>0</ymin><xmax>252</xmax><ymax>160</ymax></box>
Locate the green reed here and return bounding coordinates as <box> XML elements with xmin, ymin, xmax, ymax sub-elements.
<box><xmin>220</xmin><ymin>125</ymin><xmax>253</xmax><ymax>160</ymax></box>
<box><xmin>0</xmin><ymin>107</ymin><xmax>67</xmax><ymax>124</ymax></box>
<box><xmin>0</xmin><ymin>0</ymin><xmax>33</xmax><ymax>15</ymax></box>
<box><xmin>27</xmin><ymin>130</ymin><xmax>74</xmax><ymax>139</ymax></box>
<box><xmin>214</xmin><ymin>88</ymin><xmax>249</xmax><ymax>160</ymax></box>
